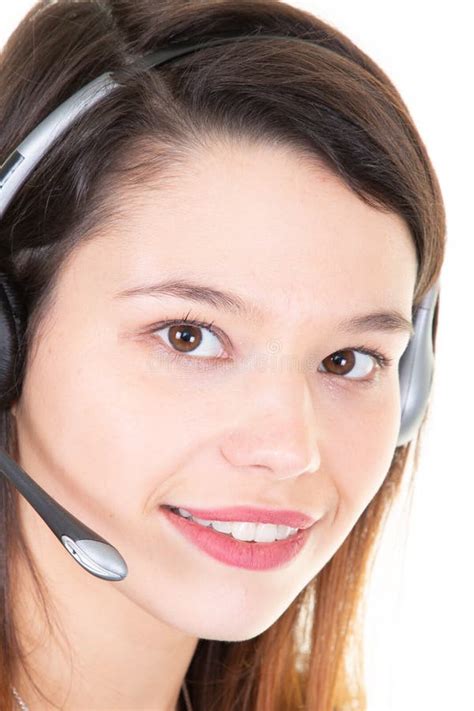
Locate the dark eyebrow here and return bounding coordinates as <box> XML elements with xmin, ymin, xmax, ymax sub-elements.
<box><xmin>114</xmin><ymin>278</ymin><xmax>414</xmax><ymax>337</ymax></box>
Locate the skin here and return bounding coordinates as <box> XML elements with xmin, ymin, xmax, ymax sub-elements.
<box><xmin>10</xmin><ymin>139</ymin><xmax>418</xmax><ymax>710</ymax></box>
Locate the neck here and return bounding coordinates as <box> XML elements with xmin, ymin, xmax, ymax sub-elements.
<box><xmin>13</xmin><ymin>682</ymin><xmax>193</xmax><ymax>711</ymax></box>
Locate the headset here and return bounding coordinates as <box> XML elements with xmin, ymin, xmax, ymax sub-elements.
<box><xmin>0</xmin><ymin>34</ymin><xmax>440</xmax><ymax>582</ymax></box>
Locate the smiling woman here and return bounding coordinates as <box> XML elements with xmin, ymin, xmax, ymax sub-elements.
<box><xmin>0</xmin><ymin>1</ymin><xmax>445</xmax><ymax>711</ymax></box>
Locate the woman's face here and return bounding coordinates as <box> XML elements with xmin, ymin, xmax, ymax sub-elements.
<box><xmin>12</xmin><ymin>140</ymin><xmax>417</xmax><ymax>641</ymax></box>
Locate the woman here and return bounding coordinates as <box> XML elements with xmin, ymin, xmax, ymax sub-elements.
<box><xmin>0</xmin><ymin>1</ymin><xmax>445</xmax><ymax>709</ymax></box>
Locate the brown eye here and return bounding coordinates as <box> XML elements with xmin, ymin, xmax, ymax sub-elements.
<box><xmin>154</xmin><ymin>320</ymin><xmax>227</xmax><ymax>359</ymax></box>
<box><xmin>168</xmin><ymin>323</ymin><xmax>203</xmax><ymax>353</ymax></box>
<box><xmin>319</xmin><ymin>349</ymin><xmax>376</xmax><ymax>380</ymax></box>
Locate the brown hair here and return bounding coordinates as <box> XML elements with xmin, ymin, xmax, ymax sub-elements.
<box><xmin>0</xmin><ymin>1</ymin><xmax>446</xmax><ymax>709</ymax></box>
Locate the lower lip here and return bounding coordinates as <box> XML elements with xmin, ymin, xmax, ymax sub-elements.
<box><xmin>160</xmin><ymin>507</ymin><xmax>314</xmax><ymax>571</ymax></box>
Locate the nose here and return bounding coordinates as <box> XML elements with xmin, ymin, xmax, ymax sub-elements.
<box><xmin>220</xmin><ymin>369</ymin><xmax>322</xmax><ymax>481</ymax></box>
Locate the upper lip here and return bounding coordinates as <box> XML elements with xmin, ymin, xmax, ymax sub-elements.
<box><xmin>162</xmin><ymin>505</ymin><xmax>318</xmax><ymax>530</ymax></box>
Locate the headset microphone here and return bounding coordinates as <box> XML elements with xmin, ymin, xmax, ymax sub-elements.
<box><xmin>0</xmin><ymin>445</ymin><xmax>128</xmax><ymax>581</ymax></box>
<box><xmin>0</xmin><ymin>34</ymin><xmax>440</xmax><ymax>582</ymax></box>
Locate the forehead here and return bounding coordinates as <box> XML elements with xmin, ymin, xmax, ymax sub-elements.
<box><xmin>59</xmin><ymin>140</ymin><xmax>418</xmax><ymax>321</ymax></box>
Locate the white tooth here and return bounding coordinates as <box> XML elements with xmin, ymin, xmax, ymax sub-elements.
<box><xmin>276</xmin><ymin>524</ymin><xmax>296</xmax><ymax>540</ymax></box>
<box><xmin>211</xmin><ymin>521</ymin><xmax>233</xmax><ymax>534</ymax></box>
<box><xmin>192</xmin><ymin>516</ymin><xmax>213</xmax><ymax>527</ymax></box>
<box><xmin>177</xmin><ymin>508</ymin><xmax>193</xmax><ymax>518</ymax></box>
<box><xmin>254</xmin><ymin>522</ymin><xmax>280</xmax><ymax>543</ymax></box>
<box><xmin>231</xmin><ymin>522</ymin><xmax>258</xmax><ymax>541</ymax></box>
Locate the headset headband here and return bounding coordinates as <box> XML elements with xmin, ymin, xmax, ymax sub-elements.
<box><xmin>0</xmin><ymin>34</ymin><xmax>306</xmax><ymax>217</ymax></box>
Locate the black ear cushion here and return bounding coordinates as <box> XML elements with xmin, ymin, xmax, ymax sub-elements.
<box><xmin>0</xmin><ymin>272</ymin><xmax>27</xmax><ymax>407</ymax></box>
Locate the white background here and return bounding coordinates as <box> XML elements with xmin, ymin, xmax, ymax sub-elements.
<box><xmin>1</xmin><ymin>2</ymin><xmax>472</xmax><ymax>710</ymax></box>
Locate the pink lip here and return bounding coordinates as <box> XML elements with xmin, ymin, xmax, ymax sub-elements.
<box><xmin>160</xmin><ymin>506</ymin><xmax>317</xmax><ymax>571</ymax></box>
<box><xmin>161</xmin><ymin>505</ymin><xmax>316</xmax><ymax>530</ymax></box>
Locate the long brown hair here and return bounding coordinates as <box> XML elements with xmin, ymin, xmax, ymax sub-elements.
<box><xmin>0</xmin><ymin>1</ymin><xmax>446</xmax><ymax>709</ymax></box>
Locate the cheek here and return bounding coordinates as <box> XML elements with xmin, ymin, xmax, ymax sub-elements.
<box><xmin>330</xmin><ymin>387</ymin><xmax>400</xmax><ymax>523</ymax></box>
<box><xmin>18</xmin><ymin>342</ymin><xmax>198</xmax><ymax>517</ymax></box>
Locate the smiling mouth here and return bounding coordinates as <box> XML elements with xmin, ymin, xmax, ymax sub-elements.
<box><xmin>159</xmin><ymin>504</ymin><xmax>317</xmax><ymax>532</ymax></box>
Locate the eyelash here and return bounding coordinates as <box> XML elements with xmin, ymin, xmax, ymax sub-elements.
<box><xmin>149</xmin><ymin>310</ymin><xmax>393</xmax><ymax>383</ymax></box>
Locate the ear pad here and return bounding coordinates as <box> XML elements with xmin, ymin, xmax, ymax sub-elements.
<box><xmin>0</xmin><ymin>272</ymin><xmax>27</xmax><ymax>408</ymax></box>
<box><xmin>397</xmin><ymin>283</ymin><xmax>439</xmax><ymax>446</ymax></box>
